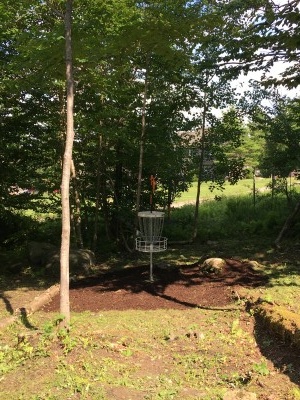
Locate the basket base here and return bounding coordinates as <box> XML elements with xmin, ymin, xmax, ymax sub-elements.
<box><xmin>135</xmin><ymin>237</ymin><xmax>167</xmax><ymax>253</ymax></box>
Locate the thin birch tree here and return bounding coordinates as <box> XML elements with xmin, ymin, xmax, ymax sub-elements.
<box><xmin>60</xmin><ymin>0</ymin><xmax>74</xmax><ymax>326</ymax></box>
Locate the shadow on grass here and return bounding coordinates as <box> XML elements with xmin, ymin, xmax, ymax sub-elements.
<box><xmin>0</xmin><ymin>292</ymin><xmax>14</xmax><ymax>315</ymax></box>
<box><xmin>254</xmin><ymin>317</ymin><xmax>300</xmax><ymax>388</ymax></box>
<box><xmin>262</xmin><ymin>262</ymin><xmax>300</xmax><ymax>288</ymax></box>
<box><xmin>19</xmin><ymin>307</ymin><xmax>38</xmax><ymax>330</ymax></box>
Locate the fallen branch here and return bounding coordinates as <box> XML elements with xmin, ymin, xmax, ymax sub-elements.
<box><xmin>15</xmin><ymin>284</ymin><xmax>60</xmax><ymax>316</ymax></box>
<box><xmin>0</xmin><ymin>284</ymin><xmax>60</xmax><ymax>330</ymax></box>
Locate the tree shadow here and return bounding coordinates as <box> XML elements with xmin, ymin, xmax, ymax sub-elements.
<box><xmin>70</xmin><ymin>260</ymin><xmax>268</xmax><ymax>311</ymax></box>
<box><xmin>253</xmin><ymin>316</ymin><xmax>300</xmax><ymax>387</ymax></box>
<box><xmin>259</xmin><ymin>262</ymin><xmax>300</xmax><ymax>288</ymax></box>
<box><xmin>0</xmin><ymin>293</ymin><xmax>37</xmax><ymax>329</ymax></box>
<box><xmin>18</xmin><ymin>307</ymin><xmax>38</xmax><ymax>330</ymax></box>
<box><xmin>0</xmin><ymin>271</ymin><xmax>51</xmax><ymax>315</ymax></box>
<box><xmin>0</xmin><ymin>292</ymin><xmax>14</xmax><ymax>314</ymax></box>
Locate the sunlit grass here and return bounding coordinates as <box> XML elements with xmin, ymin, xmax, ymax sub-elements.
<box><xmin>0</xmin><ymin>308</ymin><xmax>298</xmax><ymax>399</ymax></box>
<box><xmin>175</xmin><ymin>177</ymin><xmax>300</xmax><ymax>203</ymax></box>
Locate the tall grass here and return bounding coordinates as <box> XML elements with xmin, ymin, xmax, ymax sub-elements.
<box><xmin>164</xmin><ymin>193</ymin><xmax>298</xmax><ymax>242</ymax></box>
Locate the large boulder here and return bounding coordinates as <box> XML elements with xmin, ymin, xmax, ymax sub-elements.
<box><xmin>45</xmin><ymin>248</ymin><xmax>95</xmax><ymax>273</ymax></box>
<box><xmin>201</xmin><ymin>257</ymin><xmax>226</xmax><ymax>274</ymax></box>
<box><xmin>28</xmin><ymin>241</ymin><xmax>95</xmax><ymax>277</ymax></box>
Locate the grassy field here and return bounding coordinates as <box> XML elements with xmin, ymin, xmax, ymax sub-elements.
<box><xmin>175</xmin><ymin>177</ymin><xmax>298</xmax><ymax>203</ymax></box>
<box><xmin>0</xmin><ymin>306</ymin><xmax>299</xmax><ymax>399</ymax></box>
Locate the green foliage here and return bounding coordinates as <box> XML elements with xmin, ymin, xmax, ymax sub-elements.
<box><xmin>2</xmin><ymin>188</ymin><xmax>295</xmax><ymax>258</ymax></box>
<box><xmin>58</xmin><ymin>328</ymin><xmax>79</xmax><ymax>355</ymax></box>
<box><xmin>220</xmin><ymin>0</ymin><xmax>300</xmax><ymax>88</ymax></box>
<box><xmin>1</xmin><ymin>0</ymin><xmax>299</xmax><ymax>252</ymax></box>
<box><xmin>0</xmin><ymin>335</ymin><xmax>40</xmax><ymax>375</ymax></box>
<box><xmin>166</xmin><ymin>192</ymin><xmax>295</xmax><ymax>242</ymax></box>
<box><xmin>252</xmin><ymin>97</ymin><xmax>300</xmax><ymax>177</ymax></box>
<box><xmin>164</xmin><ymin>205</ymin><xmax>195</xmax><ymax>240</ymax></box>
<box><xmin>237</xmin><ymin>127</ymin><xmax>266</xmax><ymax>175</ymax></box>
<box><xmin>0</xmin><ymin>209</ymin><xmax>31</xmax><ymax>246</ymax></box>
<box><xmin>1</xmin><ymin>0</ymin><xmax>255</xmax><ymax>250</ymax></box>
<box><xmin>252</xmin><ymin>360</ymin><xmax>270</xmax><ymax>376</ymax></box>
<box><xmin>0</xmin><ymin>205</ymin><xmax>62</xmax><ymax>249</ymax></box>
<box><xmin>207</xmin><ymin>108</ymin><xmax>247</xmax><ymax>186</ymax></box>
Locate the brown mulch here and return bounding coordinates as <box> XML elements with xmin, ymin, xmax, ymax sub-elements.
<box><xmin>42</xmin><ymin>259</ymin><xmax>267</xmax><ymax>312</ymax></box>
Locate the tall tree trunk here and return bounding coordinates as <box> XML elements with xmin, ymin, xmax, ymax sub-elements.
<box><xmin>112</xmin><ymin>143</ymin><xmax>123</xmax><ymax>240</ymax></box>
<box><xmin>136</xmin><ymin>66</ymin><xmax>149</xmax><ymax>215</ymax></box>
<box><xmin>274</xmin><ymin>199</ymin><xmax>300</xmax><ymax>248</ymax></box>
<box><xmin>167</xmin><ymin>185</ymin><xmax>172</xmax><ymax>220</ymax></box>
<box><xmin>71</xmin><ymin>159</ymin><xmax>83</xmax><ymax>248</ymax></box>
<box><xmin>60</xmin><ymin>0</ymin><xmax>74</xmax><ymax>326</ymax></box>
<box><xmin>99</xmin><ymin>139</ymin><xmax>111</xmax><ymax>241</ymax></box>
<box><xmin>253</xmin><ymin>167</ymin><xmax>256</xmax><ymax>208</ymax></box>
<box><xmin>271</xmin><ymin>173</ymin><xmax>275</xmax><ymax>201</ymax></box>
<box><xmin>192</xmin><ymin>89</ymin><xmax>207</xmax><ymax>241</ymax></box>
<box><xmin>59</xmin><ymin>87</ymin><xmax>66</xmax><ymax>163</ymax></box>
<box><xmin>283</xmin><ymin>178</ymin><xmax>291</xmax><ymax>205</ymax></box>
<box><xmin>93</xmin><ymin>132</ymin><xmax>103</xmax><ymax>249</ymax></box>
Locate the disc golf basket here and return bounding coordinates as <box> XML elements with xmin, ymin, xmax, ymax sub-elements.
<box><xmin>136</xmin><ymin>211</ymin><xmax>167</xmax><ymax>282</ymax></box>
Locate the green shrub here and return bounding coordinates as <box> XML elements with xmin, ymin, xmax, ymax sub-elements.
<box><xmin>167</xmin><ymin>194</ymin><xmax>295</xmax><ymax>242</ymax></box>
<box><xmin>0</xmin><ymin>209</ymin><xmax>34</xmax><ymax>247</ymax></box>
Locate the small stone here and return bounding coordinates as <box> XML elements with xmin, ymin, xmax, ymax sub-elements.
<box><xmin>223</xmin><ymin>389</ymin><xmax>257</xmax><ymax>400</ymax></box>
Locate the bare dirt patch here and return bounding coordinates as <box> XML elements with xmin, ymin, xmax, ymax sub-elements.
<box><xmin>42</xmin><ymin>259</ymin><xmax>267</xmax><ymax>312</ymax></box>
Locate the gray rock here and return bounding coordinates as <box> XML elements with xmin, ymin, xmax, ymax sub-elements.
<box><xmin>45</xmin><ymin>249</ymin><xmax>95</xmax><ymax>270</ymax></box>
<box><xmin>28</xmin><ymin>241</ymin><xmax>95</xmax><ymax>277</ymax></box>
